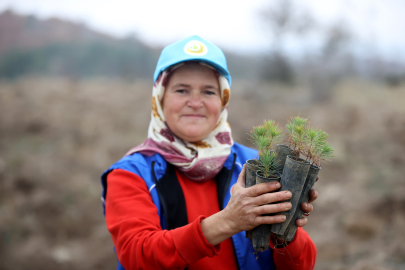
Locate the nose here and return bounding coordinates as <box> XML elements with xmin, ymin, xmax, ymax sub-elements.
<box><xmin>186</xmin><ymin>91</ymin><xmax>203</xmax><ymax>109</ymax></box>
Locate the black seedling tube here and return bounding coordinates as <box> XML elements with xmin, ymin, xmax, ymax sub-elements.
<box><xmin>251</xmin><ymin>171</ymin><xmax>280</xmax><ymax>252</ymax></box>
<box><xmin>246</xmin><ymin>159</ymin><xmax>259</xmax><ymax>188</ymax></box>
<box><xmin>245</xmin><ymin>159</ymin><xmax>259</xmax><ymax>240</ymax></box>
<box><xmin>275</xmin><ymin>144</ymin><xmax>299</xmax><ymax>174</ymax></box>
<box><xmin>271</xmin><ymin>155</ymin><xmax>310</xmax><ymax>236</ymax></box>
<box><xmin>284</xmin><ymin>164</ymin><xmax>321</xmax><ymax>241</ymax></box>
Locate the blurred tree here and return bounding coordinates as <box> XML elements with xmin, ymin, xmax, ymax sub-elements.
<box><xmin>322</xmin><ymin>23</ymin><xmax>351</xmax><ymax>58</ymax></box>
<box><xmin>258</xmin><ymin>0</ymin><xmax>360</xmax><ymax>102</ymax></box>
<box><xmin>308</xmin><ymin>22</ymin><xmax>353</xmax><ymax>102</ymax></box>
<box><xmin>259</xmin><ymin>0</ymin><xmax>315</xmax><ymax>84</ymax></box>
<box><xmin>260</xmin><ymin>52</ymin><xmax>294</xmax><ymax>85</ymax></box>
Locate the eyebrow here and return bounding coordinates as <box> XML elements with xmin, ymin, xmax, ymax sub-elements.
<box><xmin>204</xmin><ymin>85</ymin><xmax>218</xmax><ymax>89</ymax></box>
<box><xmin>172</xmin><ymin>83</ymin><xmax>190</xmax><ymax>88</ymax></box>
<box><xmin>172</xmin><ymin>83</ymin><xmax>218</xmax><ymax>89</ymax></box>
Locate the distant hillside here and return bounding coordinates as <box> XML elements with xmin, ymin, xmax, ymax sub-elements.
<box><xmin>0</xmin><ymin>10</ymin><xmax>117</xmax><ymax>56</ymax></box>
<box><xmin>0</xmin><ymin>10</ymin><xmax>263</xmax><ymax>81</ymax></box>
<box><xmin>0</xmin><ymin>10</ymin><xmax>162</xmax><ymax>79</ymax></box>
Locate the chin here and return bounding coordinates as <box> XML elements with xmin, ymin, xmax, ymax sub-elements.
<box><xmin>184</xmin><ymin>135</ymin><xmax>205</xmax><ymax>142</ymax></box>
<box><xmin>178</xmin><ymin>125</ymin><xmax>207</xmax><ymax>140</ymax></box>
<box><xmin>181</xmin><ymin>131</ymin><xmax>207</xmax><ymax>142</ymax></box>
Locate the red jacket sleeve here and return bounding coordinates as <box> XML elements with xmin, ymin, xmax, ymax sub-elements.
<box><xmin>270</xmin><ymin>227</ymin><xmax>317</xmax><ymax>269</ymax></box>
<box><xmin>105</xmin><ymin>169</ymin><xmax>220</xmax><ymax>270</ymax></box>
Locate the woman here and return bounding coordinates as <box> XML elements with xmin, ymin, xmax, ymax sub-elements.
<box><xmin>101</xmin><ymin>35</ymin><xmax>317</xmax><ymax>270</ymax></box>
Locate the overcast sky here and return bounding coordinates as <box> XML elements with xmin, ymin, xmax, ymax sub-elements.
<box><xmin>1</xmin><ymin>0</ymin><xmax>404</xmax><ymax>60</ymax></box>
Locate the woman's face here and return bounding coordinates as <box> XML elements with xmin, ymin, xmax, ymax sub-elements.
<box><xmin>162</xmin><ymin>62</ymin><xmax>222</xmax><ymax>142</ymax></box>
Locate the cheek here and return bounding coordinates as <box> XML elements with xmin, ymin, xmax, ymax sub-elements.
<box><xmin>162</xmin><ymin>94</ymin><xmax>173</xmax><ymax>114</ymax></box>
<box><xmin>162</xmin><ymin>95</ymin><xmax>183</xmax><ymax>120</ymax></box>
<box><xmin>208</xmin><ymin>99</ymin><xmax>222</xmax><ymax>120</ymax></box>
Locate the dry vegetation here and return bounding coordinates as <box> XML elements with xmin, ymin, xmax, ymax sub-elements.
<box><xmin>1</xmin><ymin>77</ymin><xmax>405</xmax><ymax>270</ymax></box>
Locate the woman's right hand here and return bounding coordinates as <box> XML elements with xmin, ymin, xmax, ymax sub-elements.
<box><xmin>222</xmin><ymin>164</ymin><xmax>292</xmax><ymax>233</ymax></box>
<box><xmin>201</xmin><ymin>165</ymin><xmax>292</xmax><ymax>246</ymax></box>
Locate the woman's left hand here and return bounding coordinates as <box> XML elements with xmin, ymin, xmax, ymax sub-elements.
<box><xmin>295</xmin><ymin>178</ymin><xmax>319</xmax><ymax>227</ymax></box>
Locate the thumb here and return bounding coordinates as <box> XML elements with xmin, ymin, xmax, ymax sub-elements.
<box><xmin>236</xmin><ymin>164</ymin><xmax>247</xmax><ymax>188</ymax></box>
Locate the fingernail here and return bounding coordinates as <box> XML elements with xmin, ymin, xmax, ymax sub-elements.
<box><xmin>285</xmin><ymin>202</ymin><xmax>292</xmax><ymax>209</ymax></box>
<box><xmin>285</xmin><ymin>191</ymin><xmax>292</xmax><ymax>198</ymax></box>
<box><xmin>280</xmin><ymin>215</ymin><xmax>286</xmax><ymax>221</ymax></box>
<box><xmin>275</xmin><ymin>182</ymin><xmax>281</xmax><ymax>188</ymax></box>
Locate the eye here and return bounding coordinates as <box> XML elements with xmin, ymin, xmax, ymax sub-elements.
<box><xmin>204</xmin><ymin>90</ymin><xmax>218</xmax><ymax>96</ymax></box>
<box><xmin>175</xmin><ymin>89</ymin><xmax>188</xmax><ymax>94</ymax></box>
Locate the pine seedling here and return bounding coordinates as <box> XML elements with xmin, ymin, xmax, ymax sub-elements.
<box><xmin>284</xmin><ymin>116</ymin><xmax>309</xmax><ymax>154</ymax></box>
<box><xmin>316</xmin><ymin>143</ymin><xmax>334</xmax><ymax>166</ymax></box>
<box><xmin>248</xmin><ymin>120</ymin><xmax>283</xmax><ymax>178</ymax></box>
<box><xmin>303</xmin><ymin>127</ymin><xmax>334</xmax><ymax>167</ymax></box>
<box><xmin>257</xmin><ymin>136</ymin><xmax>271</xmax><ymax>154</ymax></box>
<box><xmin>264</xmin><ymin>120</ymin><xmax>283</xmax><ymax>149</ymax></box>
<box><xmin>303</xmin><ymin>127</ymin><xmax>324</xmax><ymax>161</ymax></box>
<box><xmin>248</xmin><ymin>125</ymin><xmax>268</xmax><ymax>150</ymax></box>
<box><xmin>258</xmin><ymin>149</ymin><xmax>278</xmax><ymax>178</ymax></box>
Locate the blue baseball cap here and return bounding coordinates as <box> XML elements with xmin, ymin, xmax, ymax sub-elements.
<box><xmin>154</xmin><ymin>35</ymin><xmax>231</xmax><ymax>86</ymax></box>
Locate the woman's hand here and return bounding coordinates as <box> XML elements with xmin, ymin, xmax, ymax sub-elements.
<box><xmin>295</xmin><ymin>178</ymin><xmax>319</xmax><ymax>227</ymax></box>
<box><xmin>223</xmin><ymin>164</ymin><xmax>293</xmax><ymax>232</ymax></box>
<box><xmin>201</xmin><ymin>165</ymin><xmax>292</xmax><ymax>245</ymax></box>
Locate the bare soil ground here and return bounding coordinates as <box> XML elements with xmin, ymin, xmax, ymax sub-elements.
<box><xmin>1</xmin><ymin>77</ymin><xmax>405</xmax><ymax>269</ymax></box>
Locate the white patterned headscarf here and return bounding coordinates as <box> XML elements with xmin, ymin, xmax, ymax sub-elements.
<box><xmin>125</xmin><ymin>62</ymin><xmax>233</xmax><ymax>182</ymax></box>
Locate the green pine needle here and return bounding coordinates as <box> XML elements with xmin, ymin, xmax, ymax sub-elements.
<box><xmin>302</xmin><ymin>127</ymin><xmax>334</xmax><ymax>166</ymax></box>
<box><xmin>258</xmin><ymin>150</ymin><xmax>278</xmax><ymax>178</ymax></box>
<box><xmin>248</xmin><ymin>119</ymin><xmax>284</xmax><ymax>178</ymax></box>
<box><xmin>285</xmin><ymin>115</ymin><xmax>309</xmax><ymax>152</ymax></box>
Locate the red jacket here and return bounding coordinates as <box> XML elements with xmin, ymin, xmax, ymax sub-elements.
<box><xmin>105</xmin><ymin>168</ymin><xmax>317</xmax><ymax>270</ymax></box>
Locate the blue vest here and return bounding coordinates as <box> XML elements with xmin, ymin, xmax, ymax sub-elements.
<box><xmin>101</xmin><ymin>142</ymin><xmax>276</xmax><ymax>270</ymax></box>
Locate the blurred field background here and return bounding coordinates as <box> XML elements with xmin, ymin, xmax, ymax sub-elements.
<box><xmin>1</xmin><ymin>1</ymin><xmax>405</xmax><ymax>269</ymax></box>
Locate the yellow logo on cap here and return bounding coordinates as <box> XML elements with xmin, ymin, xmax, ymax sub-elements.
<box><xmin>184</xmin><ymin>40</ymin><xmax>208</xmax><ymax>56</ymax></box>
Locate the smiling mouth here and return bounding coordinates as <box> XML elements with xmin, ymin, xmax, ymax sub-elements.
<box><xmin>183</xmin><ymin>114</ymin><xmax>205</xmax><ymax>117</ymax></box>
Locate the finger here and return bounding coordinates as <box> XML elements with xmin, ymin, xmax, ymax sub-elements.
<box><xmin>236</xmin><ymin>164</ymin><xmax>247</xmax><ymax>188</ymax></box>
<box><xmin>246</xmin><ymin>181</ymin><xmax>282</xmax><ymax>197</ymax></box>
<box><xmin>252</xmin><ymin>190</ymin><xmax>292</xmax><ymax>206</ymax></box>
<box><xmin>296</xmin><ymin>217</ymin><xmax>307</xmax><ymax>227</ymax></box>
<box><xmin>308</xmin><ymin>189</ymin><xmax>318</xmax><ymax>203</ymax></box>
<box><xmin>253</xmin><ymin>202</ymin><xmax>292</xmax><ymax>216</ymax></box>
<box><xmin>301</xmin><ymin>202</ymin><xmax>314</xmax><ymax>213</ymax></box>
<box><xmin>255</xmin><ymin>214</ymin><xmax>286</xmax><ymax>225</ymax></box>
